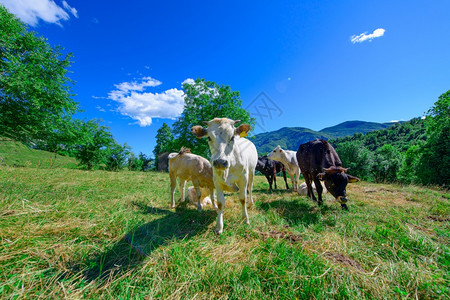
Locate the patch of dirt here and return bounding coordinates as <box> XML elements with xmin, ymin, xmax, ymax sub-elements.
<box><xmin>257</xmin><ymin>229</ymin><xmax>302</xmax><ymax>243</ymax></box>
<box><xmin>428</xmin><ymin>215</ymin><xmax>450</xmax><ymax>222</ymax></box>
<box><xmin>323</xmin><ymin>252</ymin><xmax>364</xmax><ymax>272</ymax></box>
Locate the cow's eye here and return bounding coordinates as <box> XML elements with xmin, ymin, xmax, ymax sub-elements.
<box><xmin>230</xmin><ymin>136</ymin><xmax>235</xmax><ymax>142</ymax></box>
<box><xmin>208</xmin><ymin>137</ymin><xmax>211</xmax><ymax>142</ymax></box>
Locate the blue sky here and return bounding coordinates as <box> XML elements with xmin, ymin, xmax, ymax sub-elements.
<box><xmin>2</xmin><ymin>0</ymin><xmax>450</xmax><ymax>156</ymax></box>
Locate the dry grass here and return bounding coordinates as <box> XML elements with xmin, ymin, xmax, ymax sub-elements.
<box><xmin>0</xmin><ymin>166</ymin><xmax>448</xmax><ymax>299</ymax></box>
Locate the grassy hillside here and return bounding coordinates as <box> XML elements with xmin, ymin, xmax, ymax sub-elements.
<box><xmin>0</xmin><ymin>138</ymin><xmax>77</xmax><ymax>168</ymax></box>
<box><xmin>252</xmin><ymin>127</ymin><xmax>334</xmax><ymax>154</ymax></box>
<box><xmin>0</xmin><ymin>167</ymin><xmax>448</xmax><ymax>298</ymax></box>
<box><xmin>320</xmin><ymin>120</ymin><xmax>394</xmax><ymax>138</ymax></box>
<box><xmin>252</xmin><ymin>120</ymin><xmax>397</xmax><ymax>154</ymax></box>
<box><xmin>330</xmin><ymin>118</ymin><xmax>426</xmax><ymax>151</ymax></box>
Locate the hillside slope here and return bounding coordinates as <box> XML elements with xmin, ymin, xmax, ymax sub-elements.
<box><xmin>252</xmin><ymin>120</ymin><xmax>396</xmax><ymax>154</ymax></box>
<box><xmin>251</xmin><ymin>127</ymin><xmax>334</xmax><ymax>154</ymax></box>
<box><xmin>0</xmin><ymin>138</ymin><xmax>76</xmax><ymax>168</ymax></box>
<box><xmin>320</xmin><ymin>120</ymin><xmax>395</xmax><ymax>138</ymax></box>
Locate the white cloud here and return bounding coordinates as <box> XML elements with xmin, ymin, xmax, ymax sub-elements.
<box><xmin>1</xmin><ymin>0</ymin><xmax>78</xmax><ymax>26</ymax></box>
<box><xmin>108</xmin><ymin>77</ymin><xmax>162</xmax><ymax>101</ymax></box>
<box><xmin>351</xmin><ymin>28</ymin><xmax>386</xmax><ymax>44</ymax></box>
<box><xmin>62</xmin><ymin>1</ymin><xmax>77</xmax><ymax>18</ymax></box>
<box><xmin>181</xmin><ymin>78</ymin><xmax>195</xmax><ymax>86</ymax></box>
<box><xmin>107</xmin><ymin>77</ymin><xmax>185</xmax><ymax>127</ymax></box>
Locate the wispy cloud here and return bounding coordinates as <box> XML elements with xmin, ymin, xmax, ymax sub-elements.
<box><xmin>1</xmin><ymin>0</ymin><xmax>78</xmax><ymax>26</ymax></box>
<box><xmin>62</xmin><ymin>1</ymin><xmax>77</xmax><ymax>18</ymax></box>
<box><xmin>351</xmin><ymin>28</ymin><xmax>386</xmax><ymax>44</ymax></box>
<box><xmin>107</xmin><ymin>77</ymin><xmax>185</xmax><ymax>127</ymax></box>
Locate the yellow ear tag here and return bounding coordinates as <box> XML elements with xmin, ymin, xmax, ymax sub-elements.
<box><xmin>240</xmin><ymin>131</ymin><xmax>247</xmax><ymax>138</ymax></box>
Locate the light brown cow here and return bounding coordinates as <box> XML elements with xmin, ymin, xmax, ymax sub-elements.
<box><xmin>169</xmin><ymin>147</ymin><xmax>216</xmax><ymax>211</ymax></box>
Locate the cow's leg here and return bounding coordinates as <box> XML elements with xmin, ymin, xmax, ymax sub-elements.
<box><xmin>313</xmin><ymin>177</ymin><xmax>323</xmax><ymax>206</ymax></box>
<box><xmin>273</xmin><ymin>168</ymin><xmax>277</xmax><ymax>190</ymax></box>
<box><xmin>304</xmin><ymin>174</ymin><xmax>317</xmax><ymax>202</ymax></box>
<box><xmin>209</xmin><ymin>187</ymin><xmax>218</xmax><ymax>209</ymax></box>
<box><xmin>290</xmin><ymin>173</ymin><xmax>297</xmax><ymax>192</ymax></box>
<box><xmin>170</xmin><ymin>173</ymin><xmax>177</xmax><ymax>208</ymax></box>
<box><xmin>179</xmin><ymin>180</ymin><xmax>186</xmax><ymax>203</ymax></box>
<box><xmin>192</xmin><ymin>179</ymin><xmax>202</xmax><ymax>212</ymax></box>
<box><xmin>283</xmin><ymin>170</ymin><xmax>289</xmax><ymax>190</ymax></box>
<box><xmin>215</xmin><ymin>189</ymin><xmax>226</xmax><ymax>234</ymax></box>
<box><xmin>239</xmin><ymin>177</ymin><xmax>250</xmax><ymax>225</ymax></box>
<box><xmin>266</xmin><ymin>174</ymin><xmax>273</xmax><ymax>191</ymax></box>
<box><xmin>247</xmin><ymin>171</ymin><xmax>254</xmax><ymax>208</ymax></box>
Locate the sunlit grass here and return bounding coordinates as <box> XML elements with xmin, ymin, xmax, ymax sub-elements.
<box><xmin>0</xmin><ymin>166</ymin><xmax>448</xmax><ymax>298</ymax></box>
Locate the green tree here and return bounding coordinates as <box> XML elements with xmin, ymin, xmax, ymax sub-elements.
<box><xmin>138</xmin><ymin>152</ymin><xmax>153</xmax><ymax>171</ymax></box>
<box><xmin>335</xmin><ymin>140</ymin><xmax>374</xmax><ymax>181</ymax></box>
<box><xmin>0</xmin><ymin>6</ymin><xmax>78</xmax><ymax>143</ymax></box>
<box><xmin>153</xmin><ymin>122</ymin><xmax>174</xmax><ymax>170</ymax></box>
<box><xmin>73</xmin><ymin>120</ymin><xmax>115</xmax><ymax>170</ymax></box>
<box><xmin>172</xmin><ymin>78</ymin><xmax>255</xmax><ymax>157</ymax></box>
<box><xmin>417</xmin><ymin>90</ymin><xmax>450</xmax><ymax>186</ymax></box>
<box><xmin>398</xmin><ymin>144</ymin><xmax>422</xmax><ymax>184</ymax></box>
<box><xmin>105</xmin><ymin>143</ymin><xmax>131</xmax><ymax>171</ymax></box>
<box><xmin>372</xmin><ymin>144</ymin><xmax>402</xmax><ymax>183</ymax></box>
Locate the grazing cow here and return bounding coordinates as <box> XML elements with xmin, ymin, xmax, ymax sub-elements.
<box><xmin>169</xmin><ymin>147</ymin><xmax>217</xmax><ymax>211</ymax></box>
<box><xmin>296</xmin><ymin>139</ymin><xmax>360</xmax><ymax>210</ymax></box>
<box><xmin>267</xmin><ymin>145</ymin><xmax>301</xmax><ymax>192</ymax></box>
<box><xmin>187</xmin><ymin>186</ymin><xmax>213</xmax><ymax>208</ymax></box>
<box><xmin>191</xmin><ymin>118</ymin><xmax>257</xmax><ymax>234</ymax></box>
<box><xmin>256</xmin><ymin>156</ymin><xmax>289</xmax><ymax>191</ymax></box>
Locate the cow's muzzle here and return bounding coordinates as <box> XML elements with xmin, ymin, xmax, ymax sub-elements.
<box><xmin>213</xmin><ymin>159</ymin><xmax>229</xmax><ymax>169</ymax></box>
<box><xmin>336</xmin><ymin>196</ymin><xmax>348</xmax><ymax>204</ymax></box>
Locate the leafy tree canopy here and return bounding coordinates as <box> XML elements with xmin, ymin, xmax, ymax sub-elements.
<box><xmin>171</xmin><ymin>78</ymin><xmax>255</xmax><ymax>157</ymax></box>
<box><xmin>0</xmin><ymin>5</ymin><xmax>78</xmax><ymax>143</ymax></box>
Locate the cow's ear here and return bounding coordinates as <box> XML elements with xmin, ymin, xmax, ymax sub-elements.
<box><xmin>235</xmin><ymin>124</ymin><xmax>251</xmax><ymax>137</ymax></box>
<box><xmin>191</xmin><ymin>125</ymin><xmax>208</xmax><ymax>138</ymax></box>
<box><xmin>317</xmin><ymin>172</ymin><xmax>326</xmax><ymax>181</ymax></box>
<box><xmin>347</xmin><ymin>175</ymin><xmax>360</xmax><ymax>183</ymax></box>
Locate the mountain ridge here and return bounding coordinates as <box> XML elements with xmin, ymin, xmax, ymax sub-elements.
<box><xmin>251</xmin><ymin>120</ymin><xmax>396</xmax><ymax>154</ymax></box>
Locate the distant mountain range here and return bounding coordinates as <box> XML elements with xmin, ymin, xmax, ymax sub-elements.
<box><xmin>251</xmin><ymin>120</ymin><xmax>396</xmax><ymax>154</ymax></box>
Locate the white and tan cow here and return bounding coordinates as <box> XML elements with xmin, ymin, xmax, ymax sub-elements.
<box><xmin>191</xmin><ymin>118</ymin><xmax>258</xmax><ymax>234</ymax></box>
<box><xmin>169</xmin><ymin>147</ymin><xmax>216</xmax><ymax>211</ymax></box>
<box><xmin>267</xmin><ymin>145</ymin><xmax>301</xmax><ymax>192</ymax></box>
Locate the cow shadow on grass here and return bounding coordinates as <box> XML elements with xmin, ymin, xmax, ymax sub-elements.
<box><xmin>257</xmin><ymin>198</ymin><xmax>331</xmax><ymax>226</ymax></box>
<box><xmin>72</xmin><ymin>201</ymin><xmax>215</xmax><ymax>283</ymax></box>
<box><xmin>252</xmin><ymin>188</ymin><xmax>293</xmax><ymax>195</ymax></box>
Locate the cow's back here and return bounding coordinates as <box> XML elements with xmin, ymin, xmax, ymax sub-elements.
<box><xmin>297</xmin><ymin>139</ymin><xmax>341</xmax><ymax>173</ymax></box>
<box><xmin>169</xmin><ymin>153</ymin><xmax>214</xmax><ymax>186</ymax></box>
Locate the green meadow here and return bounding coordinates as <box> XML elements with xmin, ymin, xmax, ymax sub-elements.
<box><xmin>0</xmin><ymin>161</ymin><xmax>448</xmax><ymax>299</ymax></box>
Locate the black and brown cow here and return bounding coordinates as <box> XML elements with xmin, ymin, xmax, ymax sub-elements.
<box><xmin>256</xmin><ymin>156</ymin><xmax>289</xmax><ymax>191</ymax></box>
<box><xmin>296</xmin><ymin>139</ymin><xmax>359</xmax><ymax>210</ymax></box>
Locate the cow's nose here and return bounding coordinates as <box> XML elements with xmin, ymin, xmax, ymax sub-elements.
<box><xmin>213</xmin><ymin>159</ymin><xmax>229</xmax><ymax>168</ymax></box>
<box><xmin>337</xmin><ymin>196</ymin><xmax>348</xmax><ymax>203</ymax></box>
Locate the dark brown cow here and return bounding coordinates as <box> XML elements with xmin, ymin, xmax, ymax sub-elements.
<box><xmin>256</xmin><ymin>156</ymin><xmax>289</xmax><ymax>191</ymax></box>
<box><xmin>296</xmin><ymin>139</ymin><xmax>360</xmax><ymax>210</ymax></box>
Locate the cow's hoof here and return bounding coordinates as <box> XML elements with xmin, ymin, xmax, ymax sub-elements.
<box><xmin>318</xmin><ymin>201</ymin><xmax>323</xmax><ymax>206</ymax></box>
<box><xmin>214</xmin><ymin>229</ymin><xmax>223</xmax><ymax>235</ymax></box>
<box><xmin>341</xmin><ymin>204</ymin><xmax>349</xmax><ymax>211</ymax></box>
<box><xmin>197</xmin><ymin>205</ymin><xmax>202</xmax><ymax>212</ymax></box>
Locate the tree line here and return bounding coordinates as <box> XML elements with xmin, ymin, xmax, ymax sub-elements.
<box><xmin>0</xmin><ymin>6</ymin><xmax>149</xmax><ymax>171</ymax></box>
